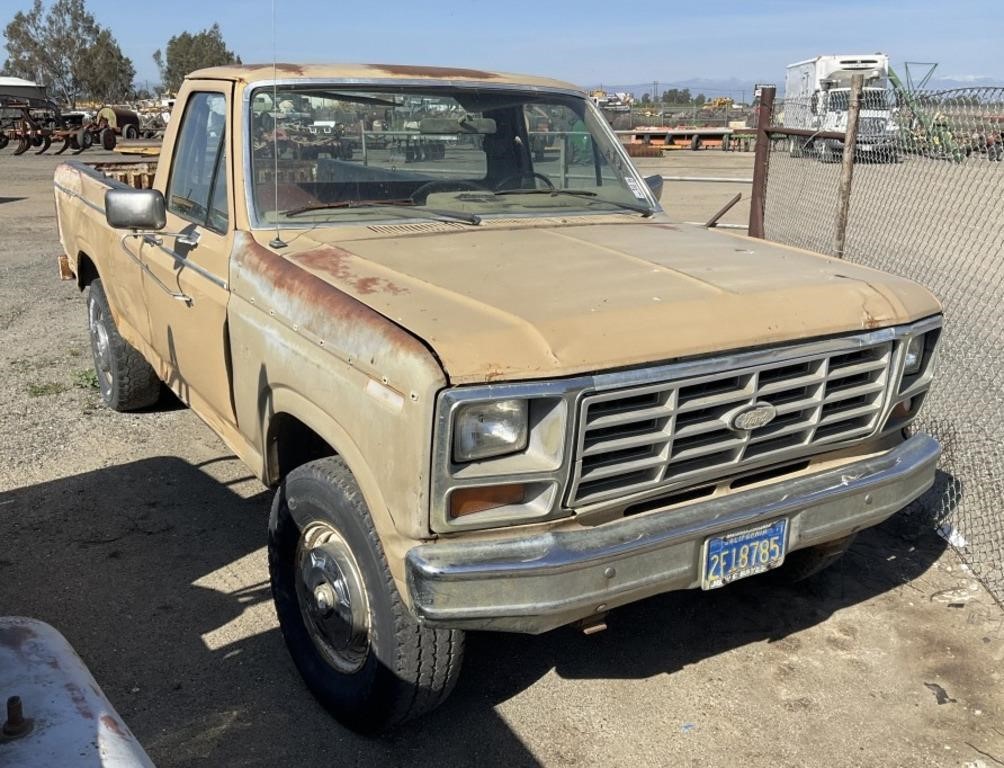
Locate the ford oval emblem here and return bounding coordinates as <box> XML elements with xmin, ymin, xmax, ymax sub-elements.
<box><xmin>730</xmin><ymin>403</ymin><xmax>778</xmax><ymax>431</ymax></box>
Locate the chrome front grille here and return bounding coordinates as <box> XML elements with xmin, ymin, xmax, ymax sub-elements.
<box><xmin>568</xmin><ymin>340</ymin><xmax>894</xmax><ymax>507</ymax></box>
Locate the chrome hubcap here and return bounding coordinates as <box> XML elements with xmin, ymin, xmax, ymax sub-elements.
<box><xmin>88</xmin><ymin>298</ymin><xmax>113</xmax><ymax>396</ymax></box>
<box><xmin>295</xmin><ymin>522</ymin><xmax>370</xmax><ymax>673</ymax></box>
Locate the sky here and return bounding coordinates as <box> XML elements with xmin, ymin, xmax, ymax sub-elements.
<box><xmin>3</xmin><ymin>0</ymin><xmax>1000</xmax><ymax>89</ymax></box>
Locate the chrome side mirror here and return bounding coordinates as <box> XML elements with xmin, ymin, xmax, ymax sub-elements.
<box><xmin>643</xmin><ymin>174</ymin><xmax>664</xmax><ymax>202</ymax></box>
<box><xmin>105</xmin><ymin>188</ymin><xmax>166</xmax><ymax>231</ymax></box>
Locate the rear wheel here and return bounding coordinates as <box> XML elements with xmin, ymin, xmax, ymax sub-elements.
<box><xmin>86</xmin><ymin>279</ymin><xmax>161</xmax><ymax>411</ymax></box>
<box><xmin>269</xmin><ymin>457</ymin><xmax>464</xmax><ymax>732</ymax></box>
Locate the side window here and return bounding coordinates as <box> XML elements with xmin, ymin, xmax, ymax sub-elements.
<box><xmin>167</xmin><ymin>92</ymin><xmax>229</xmax><ymax>232</ymax></box>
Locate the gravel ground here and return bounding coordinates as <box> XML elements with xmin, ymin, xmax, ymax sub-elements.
<box><xmin>1</xmin><ymin>149</ymin><xmax>1003</xmax><ymax>768</ymax></box>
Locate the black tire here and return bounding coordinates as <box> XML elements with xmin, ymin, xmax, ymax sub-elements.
<box><xmin>269</xmin><ymin>457</ymin><xmax>464</xmax><ymax>732</ymax></box>
<box><xmin>86</xmin><ymin>279</ymin><xmax>161</xmax><ymax>411</ymax></box>
<box><xmin>772</xmin><ymin>534</ymin><xmax>856</xmax><ymax>583</ymax></box>
<box><xmin>0</xmin><ymin>133</ymin><xmax>8</xmax><ymax>150</ymax></box>
<box><xmin>124</xmin><ymin>124</ymin><xmax>139</xmax><ymax>140</ymax></box>
<box><xmin>101</xmin><ymin>128</ymin><xmax>117</xmax><ymax>151</ymax></box>
<box><xmin>76</xmin><ymin>128</ymin><xmax>93</xmax><ymax>150</ymax></box>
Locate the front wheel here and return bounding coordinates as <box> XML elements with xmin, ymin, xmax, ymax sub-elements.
<box><xmin>771</xmin><ymin>534</ymin><xmax>857</xmax><ymax>583</ymax></box>
<box><xmin>269</xmin><ymin>457</ymin><xmax>464</xmax><ymax>732</ymax></box>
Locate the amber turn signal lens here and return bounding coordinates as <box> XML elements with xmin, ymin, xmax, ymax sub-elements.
<box><xmin>449</xmin><ymin>484</ymin><xmax>525</xmax><ymax>518</ymax></box>
<box><xmin>892</xmin><ymin>399</ymin><xmax>913</xmax><ymax>419</ymax></box>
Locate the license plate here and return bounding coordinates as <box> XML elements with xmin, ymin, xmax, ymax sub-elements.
<box><xmin>702</xmin><ymin>519</ymin><xmax>788</xmax><ymax>590</ymax></box>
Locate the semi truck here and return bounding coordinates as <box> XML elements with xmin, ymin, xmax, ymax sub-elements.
<box><xmin>784</xmin><ymin>54</ymin><xmax>897</xmax><ymax>162</ymax></box>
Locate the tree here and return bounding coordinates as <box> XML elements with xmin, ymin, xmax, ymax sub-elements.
<box><xmin>660</xmin><ymin>88</ymin><xmax>693</xmax><ymax>106</ymax></box>
<box><xmin>640</xmin><ymin>92</ymin><xmax>651</xmax><ymax>104</ymax></box>
<box><xmin>2</xmin><ymin>0</ymin><xmax>135</xmax><ymax>106</ymax></box>
<box><xmin>694</xmin><ymin>93</ymin><xmax>706</xmax><ymax>107</ymax></box>
<box><xmin>154</xmin><ymin>24</ymin><xmax>240</xmax><ymax>94</ymax></box>
<box><xmin>1</xmin><ymin>1</ymin><xmax>47</xmax><ymax>84</ymax></box>
<box><xmin>84</xmin><ymin>28</ymin><xmax>135</xmax><ymax>103</ymax></box>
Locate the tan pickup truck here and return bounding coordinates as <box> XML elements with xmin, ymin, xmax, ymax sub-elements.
<box><xmin>53</xmin><ymin>63</ymin><xmax>943</xmax><ymax>732</ymax></box>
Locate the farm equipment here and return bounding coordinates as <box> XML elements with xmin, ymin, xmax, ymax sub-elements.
<box><xmin>1</xmin><ymin>102</ymin><xmax>102</xmax><ymax>155</ymax></box>
<box><xmin>891</xmin><ymin>65</ymin><xmax>975</xmax><ymax>161</ymax></box>
<box><xmin>0</xmin><ymin>78</ymin><xmax>139</xmax><ymax>155</ymax></box>
<box><xmin>96</xmin><ymin>105</ymin><xmax>141</xmax><ymax>140</ymax></box>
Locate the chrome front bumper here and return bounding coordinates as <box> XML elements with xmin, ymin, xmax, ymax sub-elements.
<box><xmin>406</xmin><ymin>434</ymin><xmax>940</xmax><ymax>634</ymax></box>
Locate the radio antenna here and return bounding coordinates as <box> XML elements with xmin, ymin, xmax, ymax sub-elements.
<box><xmin>268</xmin><ymin>0</ymin><xmax>286</xmax><ymax>248</ymax></box>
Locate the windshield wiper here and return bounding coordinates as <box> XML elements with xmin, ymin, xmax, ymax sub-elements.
<box><xmin>283</xmin><ymin>199</ymin><xmax>480</xmax><ymax>225</ymax></box>
<box><xmin>493</xmin><ymin>188</ymin><xmax>654</xmax><ymax>216</ymax></box>
<box><xmin>494</xmin><ymin>188</ymin><xmax>597</xmax><ymax>197</ymax></box>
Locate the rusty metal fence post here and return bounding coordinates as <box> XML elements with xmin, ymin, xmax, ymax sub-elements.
<box><xmin>748</xmin><ymin>86</ymin><xmax>775</xmax><ymax>239</ymax></box>
<box><xmin>833</xmin><ymin>74</ymin><xmax>864</xmax><ymax>257</ymax></box>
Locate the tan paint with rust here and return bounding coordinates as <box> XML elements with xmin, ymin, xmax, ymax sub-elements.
<box><xmin>189</xmin><ymin>62</ymin><xmax>582</xmax><ymax>94</ymax></box>
<box><xmin>54</xmin><ymin>71</ymin><xmax>943</xmax><ymax>604</ymax></box>
<box><xmin>53</xmin><ymin>162</ymin><xmax>152</xmax><ymax>366</ymax></box>
<box><xmin>261</xmin><ymin>219</ymin><xmax>942</xmax><ymax>384</ymax></box>
<box><xmin>228</xmin><ymin>231</ymin><xmax>447</xmax><ymax>580</ymax></box>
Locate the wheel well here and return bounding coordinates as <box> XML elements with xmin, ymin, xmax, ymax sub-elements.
<box><xmin>76</xmin><ymin>252</ymin><xmax>98</xmax><ymax>290</ymax></box>
<box><xmin>267</xmin><ymin>413</ymin><xmax>337</xmax><ymax>483</ymax></box>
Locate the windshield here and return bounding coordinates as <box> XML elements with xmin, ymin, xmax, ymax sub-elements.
<box><xmin>248</xmin><ymin>85</ymin><xmax>655</xmax><ymax>224</ymax></box>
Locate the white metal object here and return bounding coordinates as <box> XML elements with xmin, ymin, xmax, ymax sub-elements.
<box><xmin>783</xmin><ymin>54</ymin><xmax>893</xmax><ymax>144</ymax></box>
<box><xmin>0</xmin><ymin>617</ymin><xmax>154</xmax><ymax>767</ymax></box>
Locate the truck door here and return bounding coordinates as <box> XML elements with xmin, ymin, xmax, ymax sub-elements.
<box><xmin>143</xmin><ymin>84</ymin><xmax>236</xmax><ymax>431</ymax></box>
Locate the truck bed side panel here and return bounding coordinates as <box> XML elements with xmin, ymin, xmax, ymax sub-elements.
<box><xmin>53</xmin><ymin>161</ymin><xmax>152</xmax><ymax>354</ymax></box>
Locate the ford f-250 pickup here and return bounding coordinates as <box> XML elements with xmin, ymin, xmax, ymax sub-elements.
<box><xmin>53</xmin><ymin>63</ymin><xmax>942</xmax><ymax>732</ymax></box>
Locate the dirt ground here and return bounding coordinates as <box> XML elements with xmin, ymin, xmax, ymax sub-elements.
<box><xmin>1</xmin><ymin>149</ymin><xmax>1003</xmax><ymax>768</ymax></box>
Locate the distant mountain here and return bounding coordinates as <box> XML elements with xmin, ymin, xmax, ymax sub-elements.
<box><xmin>927</xmin><ymin>75</ymin><xmax>1004</xmax><ymax>90</ymax></box>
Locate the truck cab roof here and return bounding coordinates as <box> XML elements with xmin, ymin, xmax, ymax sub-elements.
<box><xmin>187</xmin><ymin>62</ymin><xmax>584</xmax><ymax>95</ymax></box>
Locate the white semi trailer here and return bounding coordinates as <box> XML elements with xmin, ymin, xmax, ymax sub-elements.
<box><xmin>784</xmin><ymin>53</ymin><xmax>897</xmax><ymax>161</ymax></box>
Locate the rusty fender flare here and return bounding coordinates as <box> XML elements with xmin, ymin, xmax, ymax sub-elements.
<box><xmin>262</xmin><ymin>386</ymin><xmax>424</xmax><ymax>597</ymax></box>
<box><xmin>232</xmin><ymin>232</ymin><xmax>445</xmax><ymax>584</ymax></box>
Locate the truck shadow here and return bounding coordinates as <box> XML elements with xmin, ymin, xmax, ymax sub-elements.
<box><xmin>0</xmin><ymin>458</ymin><xmax>948</xmax><ymax>767</ymax></box>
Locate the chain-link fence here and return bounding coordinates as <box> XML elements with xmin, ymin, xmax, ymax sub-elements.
<box><xmin>758</xmin><ymin>87</ymin><xmax>1004</xmax><ymax>605</ymax></box>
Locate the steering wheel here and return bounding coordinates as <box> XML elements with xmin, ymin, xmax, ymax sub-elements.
<box><xmin>494</xmin><ymin>171</ymin><xmax>555</xmax><ymax>191</ymax></box>
<box><xmin>411</xmin><ymin>179</ymin><xmax>484</xmax><ymax>205</ymax></box>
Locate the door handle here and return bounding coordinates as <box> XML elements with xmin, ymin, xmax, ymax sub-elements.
<box><xmin>135</xmin><ymin>230</ymin><xmax>200</xmax><ymax>248</ymax></box>
<box><xmin>120</xmin><ymin>234</ymin><xmax>193</xmax><ymax>305</ymax></box>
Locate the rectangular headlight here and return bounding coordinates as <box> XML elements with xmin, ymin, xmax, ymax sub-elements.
<box><xmin>452</xmin><ymin>399</ymin><xmax>529</xmax><ymax>463</ymax></box>
<box><xmin>904</xmin><ymin>334</ymin><xmax>925</xmax><ymax>375</ymax></box>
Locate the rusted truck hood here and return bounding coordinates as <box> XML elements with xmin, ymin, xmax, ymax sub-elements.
<box><xmin>261</xmin><ymin>221</ymin><xmax>940</xmax><ymax>384</ymax></box>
